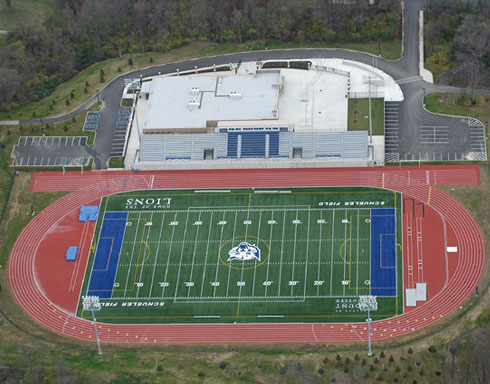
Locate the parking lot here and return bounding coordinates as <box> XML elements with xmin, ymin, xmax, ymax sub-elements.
<box><xmin>11</xmin><ymin>136</ymin><xmax>90</xmax><ymax>166</ymax></box>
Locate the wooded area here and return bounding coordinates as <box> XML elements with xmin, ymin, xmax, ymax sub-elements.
<box><xmin>0</xmin><ymin>0</ymin><xmax>401</xmax><ymax>110</ymax></box>
<box><xmin>424</xmin><ymin>0</ymin><xmax>490</xmax><ymax>88</ymax></box>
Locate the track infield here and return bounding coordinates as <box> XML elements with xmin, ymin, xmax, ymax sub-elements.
<box><xmin>78</xmin><ymin>187</ymin><xmax>402</xmax><ymax>324</ymax></box>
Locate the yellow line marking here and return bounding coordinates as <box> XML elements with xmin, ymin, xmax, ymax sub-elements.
<box><xmin>382</xmin><ymin>173</ymin><xmax>385</xmax><ymax>189</ymax></box>
<box><xmin>427</xmin><ymin>186</ymin><xmax>432</xmax><ymax>205</ymax></box>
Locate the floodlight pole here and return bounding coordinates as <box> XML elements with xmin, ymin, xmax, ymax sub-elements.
<box><xmin>91</xmin><ymin>309</ymin><xmax>102</xmax><ymax>355</ymax></box>
<box><xmin>367</xmin><ymin>306</ymin><xmax>372</xmax><ymax>356</ymax></box>
<box><xmin>368</xmin><ymin>76</ymin><xmax>373</xmax><ymax>144</ymax></box>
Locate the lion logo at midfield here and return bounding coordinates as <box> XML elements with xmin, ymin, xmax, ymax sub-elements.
<box><xmin>227</xmin><ymin>242</ymin><xmax>261</xmax><ymax>262</ymax></box>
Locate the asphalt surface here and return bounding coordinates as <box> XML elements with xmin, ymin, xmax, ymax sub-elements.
<box><xmin>6</xmin><ymin>0</ymin><xmax>488</xmax><ymax>168</ymax></box>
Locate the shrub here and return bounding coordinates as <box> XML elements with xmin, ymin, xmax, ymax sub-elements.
<box><xmin>177</xmin><ymin>363</ymin><xmax>184</xmax><ymax>370</ymax></box>
<box><xmin>219</xmin><ymin>361</ymin><xmax>227</xmax><ymax>369</ymax></box>
<box><xmin>370</xmin><ymin>365</ymin><xmax>375</xmax><ymax>372</ymax></box>
<box><xmin>380</xmin><ymin>351</ymin><xmax>386</xmax><ymax>358</ymax></box>
<box><xmin>66</xmin><ymin>99</ymin><xmax>70</xmax><ymax>106</ymax></box>
<box><xmin>408</xmin><ymin>347</ymin><xmax>413</xmax><ymax>354</ymax></box>
<box><xmin>100</xmin><ymin>75</ymin><xmax>105</xmax><ymax>83</ymax></box>
<box><xmin>279</xmin><ymin>366</ymin><xmax>287</xmax><ymax>375</ymax></box>
<box><xmin>84</xmin><ymin>87</ymin><xmax>88</xmax><ymax>94</ymax></box>
<box><xmin>70</xmin><ymin>91</ymin><xmax>75</xmax><ymax>99</ymax></box>
<box><xmin>336</xmin><ymin>354</ymin><xmax>341</xmax><ymax>361</ymax></box>
<box><xmin>323</xmin><ymin>357</ymin><xmax>329</xmax><ymax>364</ymax></box>
<box><xmin>49</xmin><ymin>104</ymin><xmax>53</xmax><ymax>110</ymax></box>
<box><xmin>150</xmin><ymin>57</ymin><xmax>153</xmax><ymax>63</ymax></box>
<box><xmin>428</xmin><ymin>345</ymin><xmax>437</xmax><ymax>353</ymax></box>
<box><xmin>354</xmin><ymin>354</ymin><xmax>360</xmax><ymax>361</ymax></box>
<box><xmin>197</xmin><ymin>370</ymin><xmax>204</xmax><ymax>377</ymax></box>
<box><xmin>389</xmin><ymin>355</ymin><xmax>394</xmax><ymax>363</ymax></box>
<box><xmin>156</xmin><ymin>364</ymin><xmax>163</xmax><ymax>371</ymax></box>
<box><xmin>419</xmin><ymin>369</ymin><xmax>424</xmax><ymax>376</ymax></box>
<box><xmin>374</xmin><ymin>357</ymin><xmax>379</xmax><ymax>364</ymax></box>
<box><xmin>128</xmin><ymin>57</ymin><xmax>133</xmax><ymax>66</ymax></box>
<box><xmin>72</xmin><ymin>117</ymin><xmax>76</xmax><ymax>122</ymax></box>
<box><xmin>317</xmin><ymin>367</ymin><xmax>324</xmax><ymax>374</ymax></box>
<box><xmin>85</xmin><ymin>80</ymin><xmax>89</xmax><ymax>87</ymax></box>
<box><xmin>64</xmin><ymin>125</ymin><xmax>68</xmax><ymax>132</ymax></box>
<box><xmin>362</xmin><ymin>359</ymin><xmax>367</xmax><ymax>366</ymax></box>
<box><xmin>345</xmin><ymin>357</ymin><xmax>351</xmax><ymax>365</ymax></box>
<box><xmin>100</xmin><ymin>69</ymin><xmax>105</xmax><ymax>76</ymax></box>
<box><xmin>117</xmin><ymin>66</ymin><xmax>122</xmax><ymax>72</ymax></box>
<box><xmin>295</xmin><ymin>361</ymin><xmax>303</xmax><ymax>371</ymax></box>
<box><xmin>395</xmin><ymin>366</ymin><xmax>401</xmax><ymax>373</ymax></box>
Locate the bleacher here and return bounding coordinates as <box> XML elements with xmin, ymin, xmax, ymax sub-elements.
<box><xmin>139</xmin><ymin>131</ymin><xmax>368</xmax><ymax>162</ymax></box>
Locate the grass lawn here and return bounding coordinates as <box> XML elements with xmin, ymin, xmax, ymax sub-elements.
<box><xmin>0</xmin><ymin>0</ymin><xmax>64</xmax><ymax>30</ymax></box>
<box><xmin>348</xmin><ymin>98</ymin><xmax>385</xmax><ymax>136</ymax></box>
<box><xmin>108</xmin><ymin>156</ymin><xmax>124</xmax><ymax>168</ymax></box>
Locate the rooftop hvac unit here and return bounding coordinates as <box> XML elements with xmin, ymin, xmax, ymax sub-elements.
<box><xmin>188</xmin><ymin>100</ymin><xmax>200</xmax><ymax>109</ymax></box>
<box><xmin>229</xmin><ymin>91</ymin><xmax>242</xmax><ymax>98</ymax></box>
<box><xmin>190</xmin><ymin>87</ymin><xmax>200</xmax><ymax>94</ymax></box>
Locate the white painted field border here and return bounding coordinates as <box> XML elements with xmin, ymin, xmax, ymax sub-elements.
<box><xmin>194</xmin><ymin>189</ymin><xmax>231</xmax><ymax>193</ymax></box>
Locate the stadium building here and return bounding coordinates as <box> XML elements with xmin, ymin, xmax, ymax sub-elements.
<box><xmin>122</xmin><ymin>59</ymin><xmax>403</xmax><ymax>170</ymax></box>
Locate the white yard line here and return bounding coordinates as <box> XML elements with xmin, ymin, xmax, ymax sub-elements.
<box><xmin>124</xmin><ymin>212</ymin><xmax>142</xmax><ymax>297</ymax></box>
<box><xmin>186</xmin><ymin>211</ymin><xmax>202</xmax><ymax>297</ymax></box>
<box><xmin>135</xmin><ymin>211</ymin><xmax>154</xmax><ymax>297</ymax></box>
<box><xmin>356</xmin><ymin>209</ymin><xmax>360</xmax><ymax>296</ymax></box>
<box><xmin>342</xmin><ymin>209</ymin><xmax>348</xmax><ymax>297</ymax></box>
<box><xmin>161</xmin><ymin>212</ymin><xmax>177</xmax><ymax>298</ymax></box>
<box><xmin>200</xmin><ymin>211</ymin><xmax>214</xmax><ymax>297</ymax></box>
<box><xmin>264</xmin><ymin>210</ymin><xmax>274</xmax><ymax>297</ymax></box>
<box><xmin>290</xmin><ymin>210</ymin><xmax>299</xmax><ymax>296</ymax></box>
<box><xmin>316</xmin><ymin>210</ymin><xmax>323</xmax><ymax>297</ymax></box>
<box><xmin>225</xmin><ymin>211</ymin><xmax>238</xmax><ymax>297</ymax></box>
<box><xmin>329</xmin><ymin>209</ymin><xmax>335</xmax><ymax>297</ymax></box>
<box><xmin>173</xmin><ymin>210</ymin><xmax>191</xmax><ymax>300</ymax></box>
<box><xmin>148</xmin><ymin>211</ymin><xmax>166</xmax><ymax>298</ymax></box>
<box><xmin>303</xmin><ymin>208</ymin><xmax>311</xmax><ymax>299</ymax></box>
<box><xmin>212</xmin><ymin>211</ymin><xmax>226</xmax><ymax>297</ymax></box>
<box><xmin>277</xmin><ymin>210</ymin><xmax>287</xmax><ymax>297</ymax></box>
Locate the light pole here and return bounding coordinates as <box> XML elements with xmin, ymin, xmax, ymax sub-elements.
<box><xmin>358</xmin><ymin>295</ymin><xmax>378</xmax><ymax>356</ymax></box>
<box><xmin>83</xmin><ymin>295</ymin><xmax>102</xmax><ymax>355</ymax></box>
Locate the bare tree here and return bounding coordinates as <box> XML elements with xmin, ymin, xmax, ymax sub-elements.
<box><xmin>4</xmin><ymin>0</ymin><xmax>12</xmax><ymax>11</ymax></box>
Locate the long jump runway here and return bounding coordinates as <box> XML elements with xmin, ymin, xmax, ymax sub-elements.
<box><xmin>9</xmin><ymin>165</ymin><xmax>485</xmax><ymax>344</ymax></box>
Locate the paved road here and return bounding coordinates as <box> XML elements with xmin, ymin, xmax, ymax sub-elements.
<box><xmin>4</xmin><ymin>0</ymin><xmax>488</xmax><ymax>168</ymax></box>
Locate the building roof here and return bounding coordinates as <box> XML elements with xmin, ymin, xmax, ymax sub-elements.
<box><xmin>144</xmin><ymin>72</ymin><xmax>281</xmax><ymax>130</ymax></box>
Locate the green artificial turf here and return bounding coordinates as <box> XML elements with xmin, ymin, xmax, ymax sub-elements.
<box><xmin>78</xmin><ymin>187</ymin><xmax>402</xmax><ymax>324</ymax></box>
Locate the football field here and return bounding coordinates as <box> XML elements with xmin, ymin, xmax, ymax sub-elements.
<box><xmin>77</xmin><ymin>187</ymin><xmax>403</xmax><ymax>324</ymax></box>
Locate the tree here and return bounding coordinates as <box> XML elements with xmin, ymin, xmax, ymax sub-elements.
<box><xmin>4</xmin><ymin>0</ymin><xmax>12</xmax><ymax>11</ymax></box>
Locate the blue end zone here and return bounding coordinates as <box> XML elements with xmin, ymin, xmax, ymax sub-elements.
<box><xmin>87</xmin><ymin>212</ymin><xmax>127</xmax><ymax>298</ymax></box>
<box><xmin>65</xmin><ymin>246</ymin><xmax>78</xmax><ymax>261</ymax></box>
<box><xmin>79</xmin><ymin>206</ymin><xmax>99</xmax><ymax>222</ymax></box>
<box><xmin>370</xmin><ymin>208</ymin><xmax>397</xmax><ymax>297</ymax></box>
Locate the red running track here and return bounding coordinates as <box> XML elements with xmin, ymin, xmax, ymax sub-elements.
<box><xmin>9</xmin><ymin>165</ymin><xmax>485</xmax><ymax>344</ymax></box>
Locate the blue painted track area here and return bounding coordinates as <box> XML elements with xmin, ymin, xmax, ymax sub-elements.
<box><xmin>370</xmin><ymin>208</ymin><xmax>397</xmax><ymax>297</ymax></box>
<box><xmin>87</xmin><ymin>212</ymin><xmax>128</xmax><ymax>298</ymax></box>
